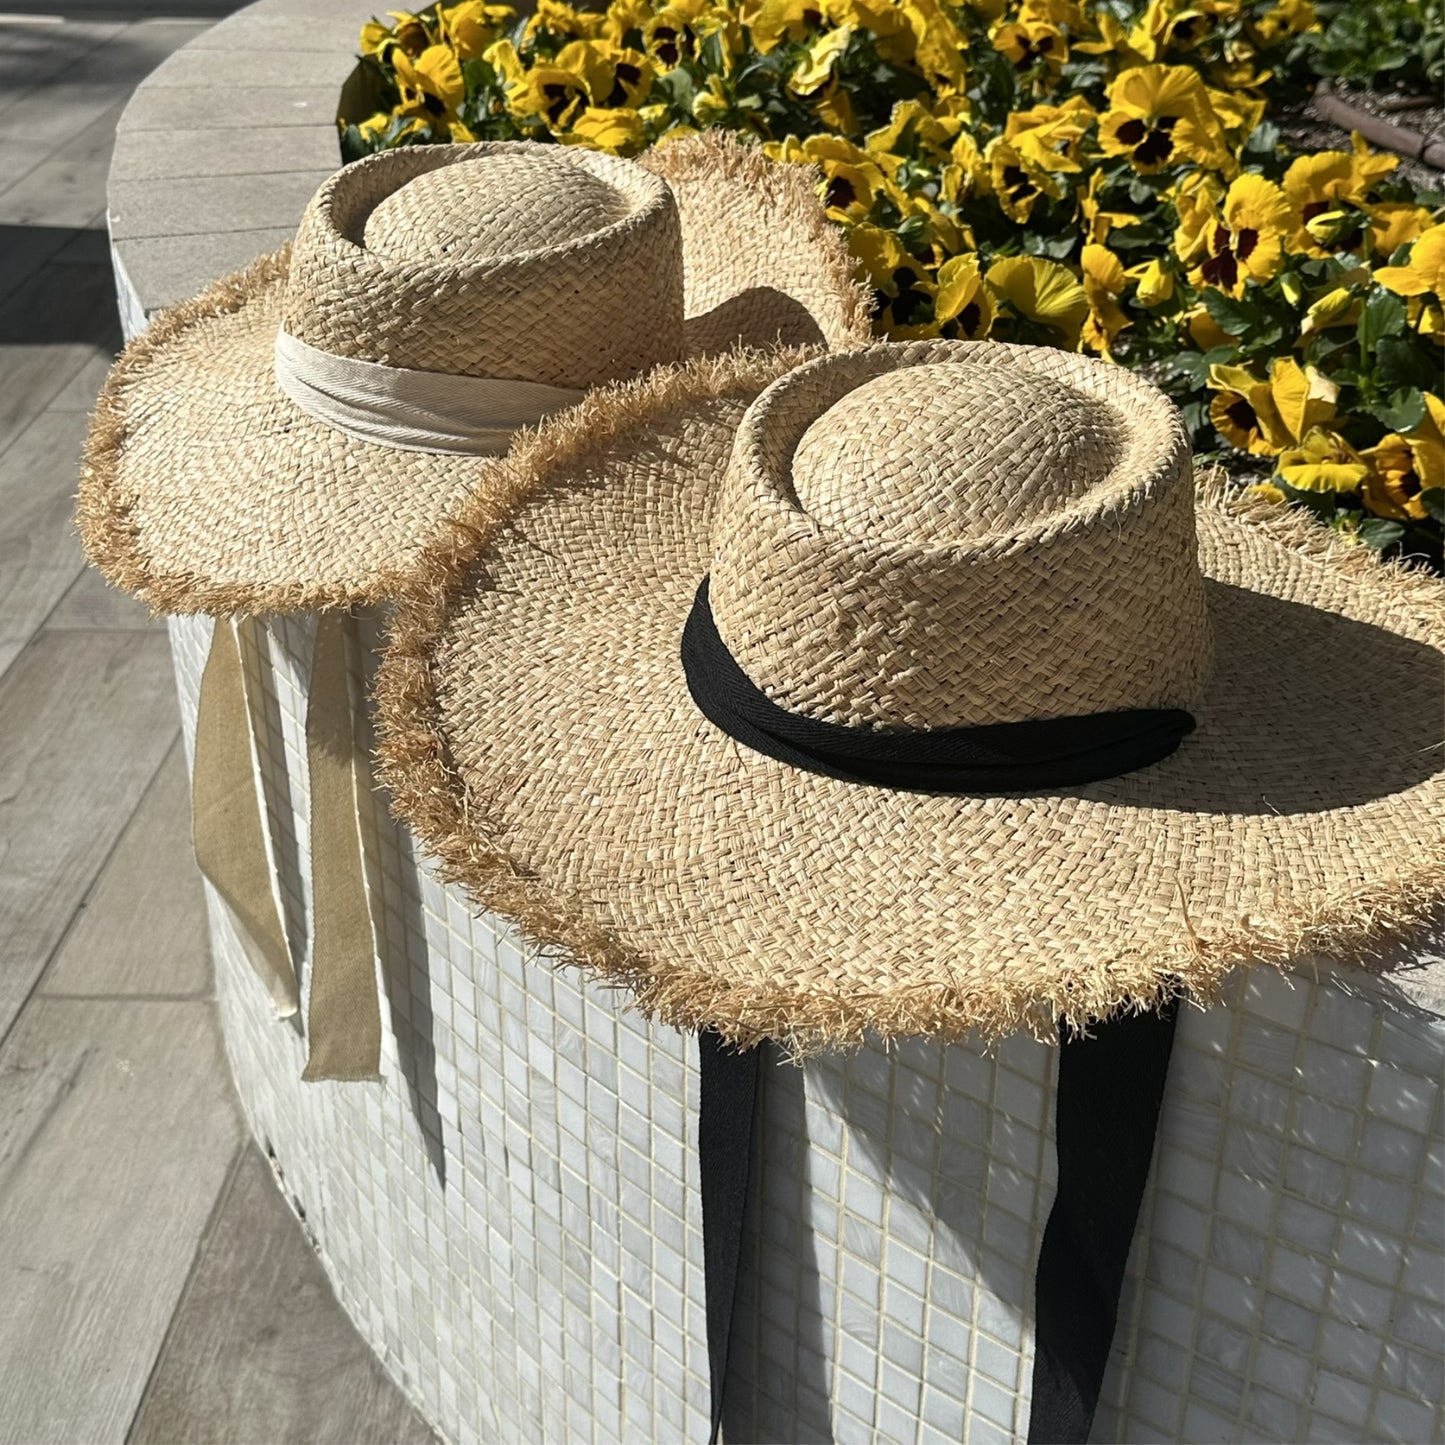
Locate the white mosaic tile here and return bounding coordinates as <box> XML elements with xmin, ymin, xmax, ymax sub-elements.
<box><xmin>166</xmin><ymin>614</ymin><xmax>1445</xmax><ymax>1444</ymax></box>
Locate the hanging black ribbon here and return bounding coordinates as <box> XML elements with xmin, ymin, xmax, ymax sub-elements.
<box><xmin>1030</xmin><ymin>1001</ymin><xmax>1179</xmax><ymax>1444</ymax></box>
<box><xmin>682</xmin><ymin>577</ymin><xmax>1195</xmax><ymax>793</ymax></box>
<box><xmin>683</xmin><ymin>574</ymin><xmax>1186</xmax><ymax>1443</ymax></box>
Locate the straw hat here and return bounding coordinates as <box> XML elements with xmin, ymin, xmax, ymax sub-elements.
<box><xmin>376</xmin><ymin>341</ymin><xmax>1445</xmax><ymax>1052</ymax></box>
<box><xmin>79</xmin><ymin>135</ymin><xmax>868</xmax><ymax>615</ymax></box>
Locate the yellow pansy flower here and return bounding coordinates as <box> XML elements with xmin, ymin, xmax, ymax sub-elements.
<box><xmin>1300</xmin><ymin>285</ymin><xmax>1360</xmax><ymax>335</ymax></box>
<box><xmin>1072</xmin><ymin>8</ymin><xmax>1141</xmax><ymax>60</ymax></box>
<box><xmin>692</xmin><ymin>74</ymin><xmax>731</xmax><ymax>125</ymax></box>
<box><xmin>1188</xmin><ymin>173</ymin><xmax>1292</xmax><ymax>296</ymax></box>
<box><xmin>1129</xmin><ymin>0</ymin><xmax>1212</xmax><ymax>60</ymax></box>
<box><xmin>386</xmin><ymin>9</ymin><xmax>435</xmax><ymax>55</ymax></box>
<box><xmin>1365</xmin><ymin>203</ymin><xmax>1434</xmax><ymax>262</ymax></box>
<box><xmin>1098</xmin><ymin>64</ymin><xmax>1232</xmax><ymax>174</ymax></box>
<box><xmin>1186</xmin><ymin>304</ymin><xmax>1235</xmax><ymax>351</ymax></box>
<box><xmin>1205</xmin><ymin>86</ymin><xmax>1266</xmax><ymax>159</ymax></box>
<box><xmin>394</xmin><ymin>44</ymin><xmax>465</xmax><ymax>119</ymax></box>
<box><xmin>1268</xmin><ymin>357</ymin><xmax>1338</xmax><ymax>443</ymax></box>
<box><xmin>846</xmin><ymin>228</ymin><xmax>936</xmax><ymax>331</ymax></box>
<box><xmin>1376</xmin><ymin>223</ymin><xmax>1445</xmax><ymax>299</ymax></box>
<box><xmin>361</xmin><ymin>20</ymin><xmax>396</xmax><ymax>57</ymax></box>
<box><xmin>986</xmin><ymin>136</ymin><xmax>1069</xmax><ymax>224</ymax></box>
<box><xmin>933</xmin><ymin>253</ymin><xmax>996</xmax><ymax>339</ymax></box>
<box><xmin>1079</xmin><ymin>170</ymin><xmax>1140</xmax><ymax>245</ymax></box>
<box><xmin>1251</xmin><ymin>0</ymin><xmax>1317</xmax><ymax>45</ymax></box>
<box><xmin>1363</xmin><ymin>395</ymin><xmax>1444</xmax><ymax>518</ymax></box>
<box><xmin>602</xmin><ymin>0</ymin><xmax>653</xmax><ymax>41</ymax></box>
<box><xmin>437</xmin><ymin>1</ymin><xmax>514</xmax><ymax>59</ymax></box>
<box><xmin>555</xmin><ymin>39</ymin><xmax>653</xmax><ymax>106</ymax></box>
<box><xmin>866</xmin><ymin>98</ymin><xmax>964</xmax><ymax>165</ymax></box>
<box><xmin>985</xmin><ymin>255</ymin><xmax>1088</xmax><ymax>348</ymax></box>
<box><xmin>1005</xmin><ymin>96</ymin><xmax>1096</xmax><ymax>173</ymax></box>
<box><xmin>1278</xmin><ymin>428</ymin><xmax>1369</xmax><ymax>493</ymax></box>
<box><xmin>898</xmin><ymin>0</ymin><xmax>968</xmax><ymax>90</ymax></box>
<box><xmin>483</xmin><ymin>36</ymin><xmax>526</xmax><ymax>85</ymax></box>
<box><xmin>790</xmin><ymin>24</ymin><xmax>854</xmax><ymax>91</ymax></box>
<box><xmin>563</xmin><ymin>105</ymin><xmax>647</xmax><ymax>153</ymax></box>
<box><xmin>507</xmin><ymin>63</ymin><xmax>589</xmax><ymax>129</ymax></box>
<box><xmin>747</xmin><ymin>0</ymin><xmax>823</xmax><ymax>52</ymax></box>
<box><xmin>1207</xmin><ymin>364</ymin><xmax>1290</xmax><ymax>454</ymax></box>
<box><xmin>1130</xmin><ymin>256</ymin><xmax>1175</xmax><ymax>307</ymax></box>
<box><xmin>1283</xmin><ymin>138</ymin><xmax>1401</xmax><ymax>254</ymax></box>
<box><xmin>991</xmin><ymin>14</ymin><xmax>1068</xmax><ymax>78</ymax></box>
<box><xmin>1081</xmin><ymin>243</ymin><xmax>1131</xmax><ymax>357</ymax></box>
<box><xmin>528</xmin><ymin>0</ymin><xmax>605</xmax><ymax>40</ymax></box>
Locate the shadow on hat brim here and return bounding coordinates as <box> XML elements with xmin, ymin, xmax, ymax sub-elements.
<box><xmin>375</xmin><ymin>349</ymin><xmax>1445</xmax><ymax>1053</ymax></box>
<box><xmin>77</xmin><ymin>133</ymin><xmax>871</xmax><ymax>618</ymax></box>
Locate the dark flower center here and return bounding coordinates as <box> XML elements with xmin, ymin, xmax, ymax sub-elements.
<box><xmin>825</xmin><ymin>175</ymin><xmax>857</xmax><ymax>208</ymax></box>
<box><xmin>1225</xmin><ymin>397</ymin><xmax>1257</xmax><ymax>434</ymax></box>
<box><xmin>543</xmin><ymin>81</ymin><xmax>577</xmax><ymax>123</ymax></box>
<box><xmin>1234</xmin><ymin>227</ymin><xmax>1259</xmax><ymax>262</ymax></box>
<box><xmin>959</xmin><ymin>300</ymin><xmax>982</xmax><ymax>335</ymax></box>
<box><xmin>1134</xmin><ymin>117</ymin><xmax>1176</xmax><ymax>167</ymax></box>
<box><xmin>1001</xmin><ymin>164</ymin><xmax>1037</xmax><ymax>202</ymax></box>
<box><xmin>606</xmin><ymin>60</ymin><xmax>643</xmax><ymax>104</ymax></box>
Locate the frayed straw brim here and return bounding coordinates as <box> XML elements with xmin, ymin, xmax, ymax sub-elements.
<box><xmin>78</xmin><ymin>134</ymin><xmax>869</xmax><ymax>617</ymax></box>
<box><xmin>375</xmin><ymin>349</ymin><xmax>1445</xmax><ymax>1054</ymax></box>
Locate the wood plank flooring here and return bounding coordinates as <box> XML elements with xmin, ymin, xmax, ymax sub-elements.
<box><xmin>0</xmin><ymin>10</ymin><xmax>435</xmax><ymax>1442</ymax></box>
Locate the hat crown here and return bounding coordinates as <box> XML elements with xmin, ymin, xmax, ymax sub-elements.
<box><xmin>790</xmin><ymin>362</ymin><xmax>1126</xmax><ymax>545</ymax></box>
<box><xmin>709</xmin><ymin>342</ymin><xmax>1212</xmax><ymax>731</ymax></box>
<box><xmin>362</xmin><ymin>154</ymin><xmax>633</xmax><ymax>263</ymax></box>
<box><xmin>281</xmin><ymin>143</ymin><xmax>685</xmax><ymax>387</ymax></box>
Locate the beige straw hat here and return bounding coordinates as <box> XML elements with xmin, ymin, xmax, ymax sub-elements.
<box><xmin>376</xmin><ymin>341</ymin><xmax>1445</xmax><ymax>1052</ymax></box>
<box><xmin>79</xmin><ymin>135</ymin><xmax>868</xmax><ymax>615</ymax></box>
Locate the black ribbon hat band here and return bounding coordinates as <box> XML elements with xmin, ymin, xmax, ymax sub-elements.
<box><xmin>682</xmin><ymin>575</ymin><xmax>1187</xmax><ymax>1444</ymax></box>
<box><xmin>682</xmin><ymin>577</ymin><xmax>1195</xmax><ymax>793</ymax></box>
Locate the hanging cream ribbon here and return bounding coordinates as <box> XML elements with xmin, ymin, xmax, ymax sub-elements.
<box><xmin>192</xmin><ymin>617</ymin><xmax>300</xmax><ymax>1019</ymax></box>
<box><xmin>302</xmin><ymin>612</ymin><xmax>383</xmax><ymax>1082</ymax></box>
<box><xmin>273</xmin><ymin>329</ymin><xmax>585</xmax><ymax>456</ymax></box>
<box><xmin>192</xmin><ymin>615</ymin><xmax>384</xmax><ymax>1080</ymax></box>
<box><xmin>188</xmin><ymin>334</ymin><xmax>583</xmax><ymax>1080</ymax></box>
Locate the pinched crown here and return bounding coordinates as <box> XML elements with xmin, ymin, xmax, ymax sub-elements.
<box><xmin>708</xmin><ymin>341</ymin><xmax>1212</xmax><ymax>730</ymax></box>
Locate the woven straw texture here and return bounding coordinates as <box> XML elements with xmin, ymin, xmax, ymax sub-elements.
<box><xmin>78</xmin><ymin>134</ymin><xmax>869</xmax><ymax>617</ymax></box>
<box><xmin>709</xmin><ymin>352</ymin><xmax>1211</xmax><ymax>729</ymax></box>
<box><xmin>376</xmin><ymin>342</ymin><xmax>1445</xmax><ymax>1053</ymax></box>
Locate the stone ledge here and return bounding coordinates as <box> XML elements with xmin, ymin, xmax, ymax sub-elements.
<box><xmin>109</xmin><ymin>0</ymin><xmax>367</xmax><ymax>330</ymax></box>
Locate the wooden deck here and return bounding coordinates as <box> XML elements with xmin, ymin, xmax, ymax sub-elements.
<box><xmin>0</xmin><ymin>10</ymin><xmax>434</xmax><ymax>1442</ymax></box>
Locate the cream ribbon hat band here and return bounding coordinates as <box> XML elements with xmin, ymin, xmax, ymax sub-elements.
<box><xmin>272</xmin><ymin>329</ymin><xmax>586</xmax><ymax>457</ymax></box>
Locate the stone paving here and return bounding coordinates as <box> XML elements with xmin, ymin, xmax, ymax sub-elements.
<box><xmin>0</xmin><ymin>8</ymin><xmax>432</xmax><ymax>1441</ymax></box>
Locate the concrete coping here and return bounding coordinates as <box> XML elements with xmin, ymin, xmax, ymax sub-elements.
<box><xmin>108</xmin><ymin>0</ymin><xmax>366</xmax><ymax>336</ymax></box>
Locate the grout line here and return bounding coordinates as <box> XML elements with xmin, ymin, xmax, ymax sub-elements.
<box><xmin>41</xmin><ymin>991</ymin><xmax>212</xmax><ymax>1002</ymax></box>
<box><xmin>0</xmin><ymin>730</ymin><xmax>182</xmax><ymax>1056</ymax></box>
<box><xmin>122</xmin><ymin>1138</ymin><xmax>249</xmax><ymax>1445</ymax></box>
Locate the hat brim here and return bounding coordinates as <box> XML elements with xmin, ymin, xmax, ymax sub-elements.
<box><xmin>375</xmin><ymin>348</ymin><xmax>1445</xmax><ymax>1052</ymax></box>
<box><xmin>79</xmin><ymin>134</ymin><xmax>870</xmax><ymax>616</ymax></box>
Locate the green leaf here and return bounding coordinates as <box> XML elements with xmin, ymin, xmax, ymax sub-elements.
<box><xmin>1202</xmin><ymin>289</ymin><xmax>1255</xmax><ymax>336</ymax></box>
<box><xmin>1277</xmin><ymin>480</ymin><xmax>1341</xmax><ymax>520</ymax></box>
<box><xmin>1364</xmin><ymin>387</ymin><xmax>1428</xmax><ymax>433</ymax></box>
<box><xmin>1359</xmin><ymin>517</ymin><xmax>1406</xmax><ymax>552</ymax></box>
<box><xmin>1359</xmin><ymin>288</ymin><xmax>1408</xmax><ymax>353</ymax></box>
<box><xmin>1420</xmin><ymin>488</ymin><xmax>1445</xmax><ymax>524</ymax></box>
<box><xmin>1244</xmin><ymin>120</ymin><xmax>1280</xmax><ymax>156</ymax></box>
<box><xmin>1376</xmin><ymin>336</ymin><xmax>1440</xmax><ymax>394</ymax></box>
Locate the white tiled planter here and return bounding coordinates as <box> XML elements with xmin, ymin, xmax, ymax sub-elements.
<box><xmin>113</xmin><ymin>7</ymin><xmax>1444</xmax><ymax>1434</ymax></box>
<box><xmin>166</xmin><ymin>611</ymin><xmax>1444</xmax><ymax>1445</ymax></box>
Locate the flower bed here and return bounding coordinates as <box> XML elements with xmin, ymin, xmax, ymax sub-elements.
<box><xmin>341</xmin><ymin>0</ymin><xmax>1444</xmax><ymax>566</ymax></box>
